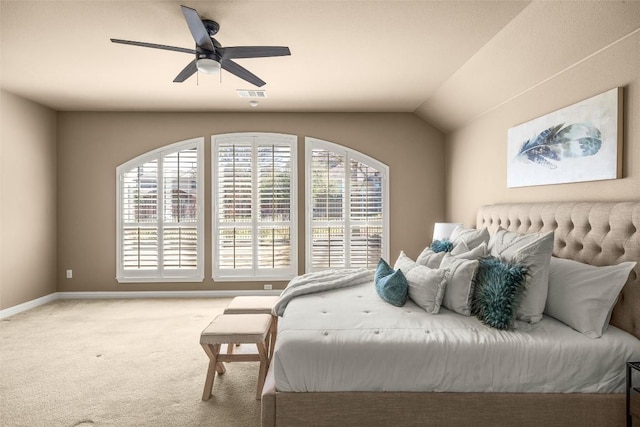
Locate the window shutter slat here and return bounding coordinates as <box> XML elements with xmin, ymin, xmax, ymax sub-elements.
<box><xmin>311</xmin><ymin>149</ymin><xmax>344</xmax><ymax>222</ymax></box>
<box><xmin>349</xmin><ymin>225</ymin><xmax>382</xmax><ymax>268</ymax></box>
<box><xmin>258</xmin><ymin>226</ymin><xmax>291</xmax><ymax>268</ymax></box>
<box><xmin>122</xmin><ymin>227</ymin><xmax>158</xmax><ymax>269</ymax></box>
<box><xmin>122</xmin><ymin>160</ymin><xmax>158</xmax><ymax>223</ymax></box>
<box><xmin>311</xmin><ymin>226</ymin><xmax>345</xmax><ymax>269</ymax></box>
<box><xmin>163</xmin><ymin>148</ymin><xmax>199</xmax><ymax>224</ymax></box>
<box><xmin>163</xmin><ymin>226</ymin><xmax>198</xmax><ymax>269</ymax></box>
<box><xmin>217</xmin><ymin>144</ymin><xmax>253</xmax><ymax>224</ymax></box>
<box><xmin>217</xmin><ymin>227</ymin><xmax>253</xmax><ymax>269</ymax></box>
<box><xmin>258</xmin><ymin>145</ymin><xmax>292</xmax><ymax>223</ymax></box>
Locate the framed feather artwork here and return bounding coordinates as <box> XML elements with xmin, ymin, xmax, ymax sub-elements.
<box><xmin>507</xmin><ymin>87</ymin><xmax>623</xmax><ymax>188</ymax></box>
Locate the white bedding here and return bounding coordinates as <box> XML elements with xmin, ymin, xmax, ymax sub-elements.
<box><xmin>273</xmin><ymin>281</ymin><xmax>640</xmax><ymax>393</ymax></box>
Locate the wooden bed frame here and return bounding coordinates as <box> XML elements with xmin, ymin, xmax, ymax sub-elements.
<box><xmin>261</xmin><ymin>201</ymin><xmax>640</xmax><ymax>427</ymax></box>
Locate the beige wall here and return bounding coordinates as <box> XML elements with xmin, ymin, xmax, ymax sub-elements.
<box><xmin>56</xmin><ymin>112</ymin><xmax>445</xmax><ymax>292</ymax></box>
<box><xmin>0</xmin><ymin>90</ymin><xmax>58</xmax><ymax>310</ymax></box>
<box><xmin>445</xmin><ymin>29</ymin><xmax>640</xmax><ymax>226</ymax></box>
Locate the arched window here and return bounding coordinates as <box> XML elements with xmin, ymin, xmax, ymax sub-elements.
<box><xmin>116</xmin><ymin>138</ymin><xmax>204</xmax><ymax>282</ymax></box>
<box><xmin>305</xmin><ymin>137</ymin><xmax>389</xmax><ymax>272</ymax></box>
<box><xmin>212</xmin><ymin>133</ymin><xmax>297</xmax><ymax>280</ymax></box>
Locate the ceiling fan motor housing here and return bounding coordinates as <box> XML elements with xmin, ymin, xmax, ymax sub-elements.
<box><xmin>196</xmin><ymin>46</ymin><xmax>220</xmax><ymax>62</ymax></box>
<box><xmin>202</xmin><ymin>19</ymin><xmax>220</xmax><ymax>38</ymax></box>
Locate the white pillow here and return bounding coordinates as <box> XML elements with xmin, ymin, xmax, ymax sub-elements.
<box><xmin>450</xmin><ymin>226</ymin><xmax>490</xmax><ymax>250</ymax></box>
<box><xmin>489</xmin><ymin>229</ymin><xmax>554</xmax><ymax>324</ymax></box>
<box><xmin>394</xmin><ymin>252</ymin><xmax>448</xmax><ymax>314</ymax></box>
<box><xmin>439</xmin><ymin>253</ymin><xmax>479</xmax><ymax>316</ymax></box>
<box><xmin>416</xmin><ymin>247</ymin><xmax>446</xmax><ymax>268</ymax></box>
<box><xmin>545</xmin><ymin>257</ymin><xmax>636</xmax><ymax>338</ymax></box>
<box><xmin>451</xmin><ymin>241</ymin><xmax>487</xmax><ymax>260</ymax></box>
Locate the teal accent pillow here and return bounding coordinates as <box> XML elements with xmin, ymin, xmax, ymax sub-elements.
<box><xmin>471</xmin><ymin>256</ymin><xmax>528</xmax><ymax>330</ymax></box>
<box><xmin>375</xmin><ymin>258</ymin><xmax>408</xmax><ymax>307</ymax></box>
<box><xmin>375</xmin><ymin>257</ymin><xmax>394</xmax><ymax>282</ymax></box>
<box><xmin>430</xmin><ymin>239</ymin><xmax>454</xmax><ymax>253</ymax></box>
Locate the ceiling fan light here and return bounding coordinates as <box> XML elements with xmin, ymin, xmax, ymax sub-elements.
<box><xmin>196</xmin><ymin>58</ymin><xmax>220</xmax><ymax>74</ymax></box>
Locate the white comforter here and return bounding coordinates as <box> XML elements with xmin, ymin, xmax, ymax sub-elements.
<box><xmin>273</xmin><ymin>268</ymin><xmax>373</xmax><ymax>316</ymax></box>
<box><xmin>273</xmin><ymin>281</ymin><xmax>640</xmax><ymax>393</ymax></box>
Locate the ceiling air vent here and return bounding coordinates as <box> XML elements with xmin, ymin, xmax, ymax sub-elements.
<box><xmin>237</xmin><ymin>89</ymin><xmax>267</xmax><ymax>98</ymax></box>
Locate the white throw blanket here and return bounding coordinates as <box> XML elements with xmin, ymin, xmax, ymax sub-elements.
<box><xmin>273</xmin><ymin>268</ymin><xmax>374</xmax><ymax>316</ymax></box>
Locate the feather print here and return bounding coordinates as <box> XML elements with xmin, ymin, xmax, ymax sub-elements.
<box><xmin>514</xmin><ymin>123</ymin><xmax>602</xmax><ymax>169</ymax></box>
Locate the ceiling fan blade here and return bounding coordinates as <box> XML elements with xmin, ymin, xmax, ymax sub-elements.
<box><xmin>180</xmin><ymin>5</ymin><xmax>215</xmax><ymax>51</ymax></box>
<box><xmin>221</xmin><ymin>59</ymin><xmax>266</xmax><ymax>87</ymax></box>
<box><xmin>111</xmin><ymin>39</ymin><xmax>196</xmax><ymax>55</ymax></box>
<box><xmin>173</xmin><ymin>60</ymin><xmax>198</xmax><ymax>83</ymax></box>
<box><xmin>220</xmin><ymin>46</ymin><xmax>291</xmax><ymax>60</ymax></box>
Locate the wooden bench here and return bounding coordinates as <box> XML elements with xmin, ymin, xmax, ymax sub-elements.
<box><xmin>223</xmin><ymin>296</ymin><xmax>279</xmax><ymax>359</ymax></box>
<box><xmin>199</xmin><ymin>313</ymin><xmax>272</xmax><ymax>401</ymax></box>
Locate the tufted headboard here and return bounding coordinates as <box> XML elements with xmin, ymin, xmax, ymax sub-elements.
<box><xmin>476</xmin><ymin>201</ymin><xmax>640</xmax><ymax>339</ymax></box>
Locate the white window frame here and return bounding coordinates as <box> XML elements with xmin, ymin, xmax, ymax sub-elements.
<box><xmin>305</xmin><ymin>137</ymin><xmax>389</xmax><ymax>272</ymax></box>
<box><xmin>116</xmin><ymin>137</ymin><xmax>205</xmax><ymax>283</ymax></box>
<box><xmin>212</xmin><ymin>132</ymin><xmax>298</xmax><ymax>281</ymax></box>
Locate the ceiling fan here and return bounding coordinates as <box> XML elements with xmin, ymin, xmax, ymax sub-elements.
<box><xmin>111</xmin><ymin>5</ymin><xmax>291</xmax><ymax>87</ymax></box>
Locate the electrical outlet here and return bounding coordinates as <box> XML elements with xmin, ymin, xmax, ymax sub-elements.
<box><xmin>66</xmin><ymin>270</ymin><xmax>73</xmax><ymax>279</ymax></box>
<box><xmin>263</xmin><ymin>284</ymin><xmax>272</xmax><ymax>290</ymax></box>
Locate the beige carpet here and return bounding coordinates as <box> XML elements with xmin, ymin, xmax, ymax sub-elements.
<box><xmin>0</xmin><ymin>298</ymin><xmax>263</xmax><ymax>426</ymax></box>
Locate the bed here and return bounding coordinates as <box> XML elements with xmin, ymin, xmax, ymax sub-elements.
<box><xmin>261</xmin><ymin>201</ymin><xmax>640</xmax><ymax>427</ymax></box>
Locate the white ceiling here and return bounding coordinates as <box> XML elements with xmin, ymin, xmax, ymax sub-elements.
<box><xmin>2</xmin><ymin>1</ymin><xmax>639</xmax><ymax>132</ymax></box>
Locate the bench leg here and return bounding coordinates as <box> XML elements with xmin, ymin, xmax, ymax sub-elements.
<box><xmin>216</xmin><ymin>361</ymin><xmax>226</xmax><ymax>375</ymax></box>
<box><xmin>256</xmin><ymin>341</ymin><xmax>269</xmax><ymax>400</ymax></box>
<box><xmin>201</xmin><ymin>343</ymin><xmax>221</xmax><ymax>401</ymax></box>
<box><xmin>226</xmin><ymin>343</ymin><xmax>242</xmax><ymax>355</ymax></box>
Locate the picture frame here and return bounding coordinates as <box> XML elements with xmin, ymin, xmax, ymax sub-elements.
<box><xmin>507</xmin><ymin>87</ymin><xmax>623</xmax><ymax>188</ymax></box>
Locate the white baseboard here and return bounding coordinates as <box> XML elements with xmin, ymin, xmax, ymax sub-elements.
<box><xmin>57</xmin><ymin>289</ymin><xmax>282</xmax><ymax>299</ymax></box>
<box><xmin>0</xmin><ymin>293</ymin><xmax>59</xmax><ymax>320</ymax></box>
<box><xmin>0</xmin><ymin>289</ymin><xmax>282</xmax><ymax>319</ymax></box>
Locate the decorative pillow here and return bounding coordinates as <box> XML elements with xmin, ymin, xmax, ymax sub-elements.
<box><xmin>394</xmin><ymin>252</ymin><xmax>448</xmax><ymax>314</ymax></box>
<box><xmin>430</xmin><ymin>239</ymin><xmax>454</xmax><ymax>253</ymax></box>
<box><xmin>451</xmin><ymin>241</ymin><xmax>487</xmax><ymax>260</ymax></box>
<box><xmin>394</xmin><ymin>251</ymin><xmax>418</xmax><ymax>273</ymax></box>
<box><xmin>439</xmin><ymin>253</ymin><xmax>479</xmax><ymax>316</ymax></box>
<box><xmin>489</xmin><ymin>228</ymin><xmax>554</xmax><ymax>324</ymax></box>
<box><xmin>416</xmin><ymin>247</ymin><xmax>446</xmax><ymax>268</ymax></box>
<box><xmin>374</xmin><ymin>258</ymin><xmax>408</xmax><ymax>307</ymax></box>
<box><xmin>471</xmin><ymin>256</ymin><xmax>528</xmax><ymax>330</ymax></box>
<box><xmin>450</xmin><ymin>226</ymin><xmax>490</xmax><ymax>250</ymax></box>
<box><xmin>545</xmin><ymin>257</ymin><xmax>636</xmax><ymax>338</ymax></box>
<box><xmin>375</xmin><ymin>257</ymin><xmax>393</xmax><ymax>281</ymax></box>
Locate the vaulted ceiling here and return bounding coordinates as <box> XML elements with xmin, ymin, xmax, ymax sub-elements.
<box><xmin>2</xmin><ymin>1</ymin><xmax>639</xmax><ymax>132</ymax></box>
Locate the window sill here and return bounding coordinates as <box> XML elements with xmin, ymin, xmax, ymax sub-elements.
<box><xmin>211</xmin><ymin>275</ymin><xmax>295</xmax><ymax>282</ymax></box>
<box><xmin>116</xmin><ymin>276</ymin><xmax>205</xmax><ymax>284</ymax></box>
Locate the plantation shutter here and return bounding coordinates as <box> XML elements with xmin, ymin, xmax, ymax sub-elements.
<box><xmin>310</xmin><ymin>149</ymin><xmax>346</xmax><ymax>269</ymax></box>
<box><xmin>213</xmin><ymin>134</ymin><xmax>297</xmax><ymax>280</ymax></box>
<box><xmin>122</xmin><ymin>161</ymin><xmax>159</xmax><ymax>270</ymax></box>
<box><xmin>306</xmin><ymin>138</ymin><xmax>388</xmax><ymax>272</ymax></box>
<box><xmin>349</xmin><ymin>160</ymin><xmax>384</xmax><ymax>268</ymax></box>
<box><xmin>117</xmin><ymin>138</ymin><xmax>203</xmax><ymax>282</ymax></box>
<box><xmin>162</xmin><ymin>148</ymin><xmax>199</xmax><ymax>269</ymax></box>
<box><xmin>258</xmin><ymin>144</ymin><xmax>293</xmax><ymax>269</ymax></box>
<box><xmin>216</xmin><ymin>143</ymin><xmax>254</xmax><ymax>271</ymax></box>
